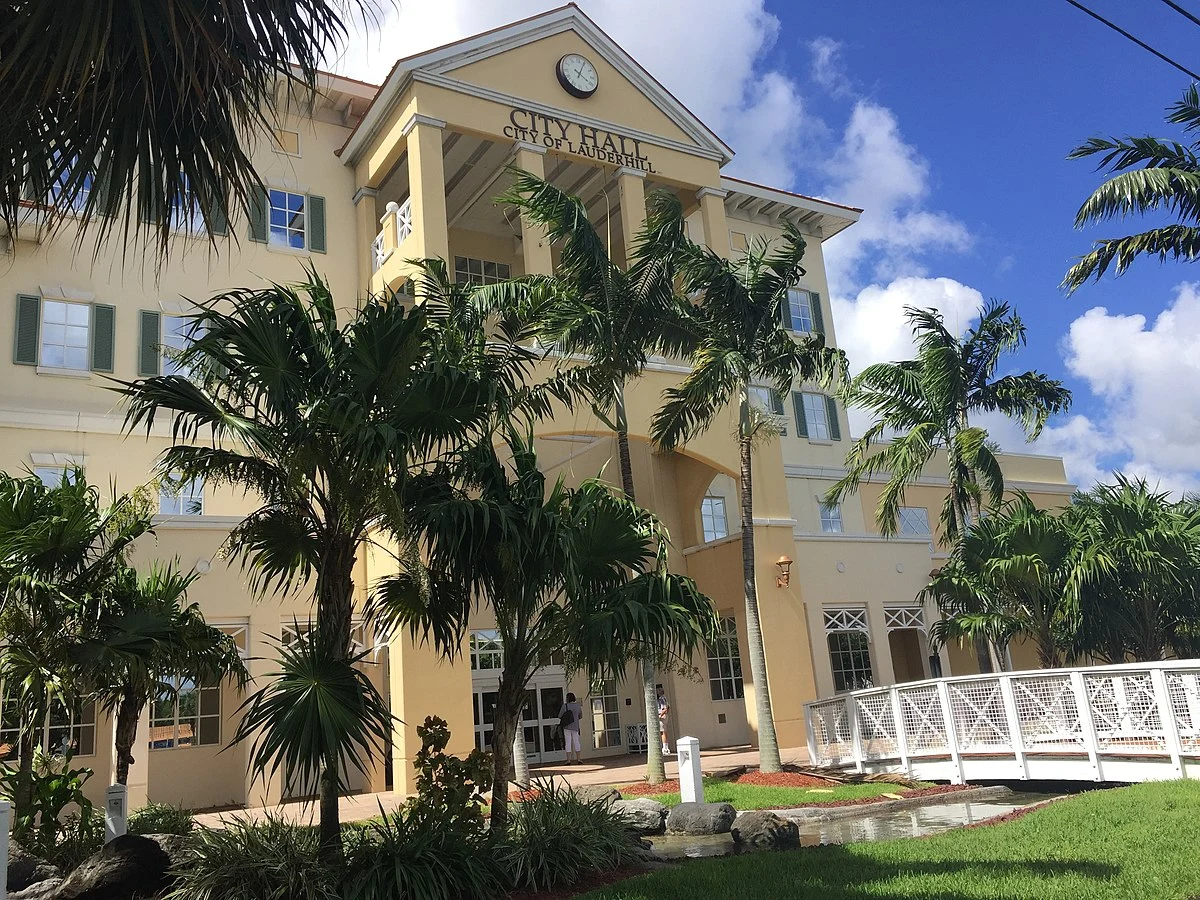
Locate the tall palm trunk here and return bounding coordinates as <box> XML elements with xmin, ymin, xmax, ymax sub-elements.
<box><xmin>113</xmin><ymin>686</ymin><xmax>141</xmax><ymax>785</ymax></box>
<box><xmin>738</xmin><ymin>416</ymin><xmax>781</xmax><ymax>773</ymax></box>
<box><xmin>616</xmin><ymin>388</ymin><xmax>666</xmax><ymax>785</ymax></box>
<box><xmin>13</xmin><ymin>727</ymin><xmax>35</xmax><ymax>823</ymax></box>
<box><xmin>313</xmin><ymin>537</ymin><xmax>356</xmax><ymax>865</ymax></box>
<box><xmin>489</xmin><ymin>673</ymin><xmax>525</xmax><ymax>832</ymax></box>
<box><xmin>953</xmin><ymin>448</ymin><xmax>994</xmax><ymax>676</ymax></box>
<box><xmin>512</xmin><ymin>703</ymin><xmax>531</xmax><ymax>788</ymax></box>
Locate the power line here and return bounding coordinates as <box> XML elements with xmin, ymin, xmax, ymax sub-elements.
<box><xmin>1064</xmin><ymin>0</ymin><xmax>1200</xmax><ymax>82</ymax></box>
<box><xmin>1159</xmin><ymin>0</ymin><xmax>1200</xmax><ymax>30</ymax></box>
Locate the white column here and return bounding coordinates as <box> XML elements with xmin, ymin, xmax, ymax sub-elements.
<box><xmin>105</xmin><ymin>783</ymin><xmax>128</xmax><ymax>843</ymax></box>
<box><xmin>676</xmin><ymin>736</ymin><xmax>703</xmax><ymax>803</ymax></box>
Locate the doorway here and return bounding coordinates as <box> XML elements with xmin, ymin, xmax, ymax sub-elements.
<box><xmin>472</xmin><ymin>676</ymin><xmax>568</xmax><ymax>764</ymax></box>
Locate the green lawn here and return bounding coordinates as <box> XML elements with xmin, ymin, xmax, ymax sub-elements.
<box><xmin>588</xmin><ymin>781</ymin><xmax>1200</xmax><ymax>900</ymax></box>
<box><xmin>621</xmin><ymin>778</ymin><xmax>929</xmax><ymax>810</ymax></box>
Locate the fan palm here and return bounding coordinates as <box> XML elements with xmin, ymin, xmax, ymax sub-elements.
<box><xmin>378</xmin><ymin>429</ymin><xmax>718</xmax><ymax>829</ymax></box>
<box><xmin>1064</xmin><ymin>85</ymin><xmax>1200</xmax><ymax>291</ymax></box>
<box><xmin>83</xmin><ymin>562</ymin><xmax>249</xmax><ymax>786</ymax></box>
<box><xmin>494</xmin><ymin>171</ymin><xmax>693</xmax><ymax>783</ymax></box>
<box><xmin>828</xmin><ymin>301</ymin><xmax>1069</xmax><ymax>672</ymax></box>
<box><xmin>647</xmin><ymin>193</ymin><xmax>847</xmax><ymax>773</ymax></box>
<box><xmin>1</xmin><ymin>0</ymin><xmax>382</xmax><ymax>256</ymax></box>
<box><xmin>115</xmin><ymin>269</ymin><xmax>546</xmax><ymax>860</ymax></box>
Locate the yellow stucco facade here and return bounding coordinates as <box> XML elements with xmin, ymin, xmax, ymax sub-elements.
<box><xmin>0</xmin><ymin>5</ymin><xmax>1074</xmax><ymax>810</ymax></box>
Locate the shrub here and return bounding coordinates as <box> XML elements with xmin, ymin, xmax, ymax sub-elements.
<box><xmin>165</xmin><ymin>815</ymin><xmax>339</xmax><ymax>900</ymax></box>
<box><xmin>129</xmin><ymin>802</ymin><xmax>194</xmax><ymax>836</ymax></box>
<box><xmin>46</xmin><ymin>810</ymin><xmax>105</xmax><ymax>872</ymax></box>
<box><xmin>343</xmin><ymin>808</ymin><xmax>505</xmax><ymax>900</ymax></box>
<box><xmin>408</xmin><ymin>716</ymin><xmax>491</xmax><ymax>833</ymax></box>
<box><xmin>498</xmin><ymin>781</ymin><xmax>645</xmax><ymax>892</ymax></box>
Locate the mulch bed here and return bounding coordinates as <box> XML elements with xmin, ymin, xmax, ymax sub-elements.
<box><xmin>731</xmin><ymin>771</ymin><xmax>839</xmax><ymax>788</ymax></box>
<box><xmin>505</xmin><ymin>865</ymin><xmax>648</xmax><ymax>900</ymax></box>
<box><xmin>620</xmin><ymin>779</ymin><xmax>682</xmax><ymax>796</ymax></box>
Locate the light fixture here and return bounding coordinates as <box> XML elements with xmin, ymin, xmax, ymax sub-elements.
<box><xmin>775</xmin><ymin>555</ymin><xmax>793</xmax><ymax>588</ymax></box>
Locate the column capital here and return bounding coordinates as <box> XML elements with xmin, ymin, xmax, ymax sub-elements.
<box><xmin>513</xmin><ymin>140</ymin><xmax>548</xmax><ymax>156</ymax></box>
<box><xmin>696</xmin><ymin>186</ymin><xmax>729</xmax><ymax>201</ymax></box>
<box><xmin>352</xmin><ymin>186</ymin><xmax>379</xmax><ymax>205</ymax></box>
<box><xmin>400</xmin><ymin>113</ymin><xmax>447</xmax><ymax>137</ymax></box>
<box><xmin>616</xmin><ymin>166</ymin><xmax>647</xmax><ymax>180</ymax></box>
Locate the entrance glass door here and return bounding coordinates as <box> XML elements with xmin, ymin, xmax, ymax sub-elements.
<box><xmin>473</xmin><ymin>677</ymin><xmax>567</xmax><ymax>764</ymax></box>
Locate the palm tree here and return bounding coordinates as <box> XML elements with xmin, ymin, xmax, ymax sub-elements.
<box><xmin>379</xmin><ymin>429</ymin><xmax>718</xmax><ymax>829</ymax></box>
<box><xmin>1065</xmin><ymin>85</ymin><xmax>1200</xmax><ymax>291</ymax></box>
<box><xmin>0</xmin><ymin>471</ymin><xmax>152</xmax><ymax>819</ymax></box>
<box><xmin>925</xmin><ymin>494</ymin><xmax>1093</xmax><ymax>669</ymax></box>
<box><xmin>85</xmin><ymin>562</ymin><xmax>249</xmax><ymax>786</ymax></box>
<box><xmin>115</xmin><ymin>269</ymin><xmax>544</xmax><ymax>861</ymax></box>
<box><xmin>648</xmin><ymin>194</ymin><xmax>847</xmax><ymax>773</ymax></box>
<box><xmin>495</xmin><ymin>171</ymin><xmax>692</xmax><ymax>784</ymax></box>
<box><xmin>1</xmin><ymin>0</ymin><xmax>382</xmax><ymax>255</ymax></box>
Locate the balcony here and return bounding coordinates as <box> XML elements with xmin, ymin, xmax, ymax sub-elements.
<box><xmin>372</xmin><ymin>197</ymin><xmax>413</xmax><ymax>273</ymax></box>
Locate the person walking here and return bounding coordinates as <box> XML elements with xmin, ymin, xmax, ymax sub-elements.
<box><xmin>656</xmin><ymin>685</ymin><xmax>671</xmax><ymax>756</ymax></box>
<box><xmin>559</xmin><ymin>692</ymin><xmax>584</xmax><ymax>764</ymax></box>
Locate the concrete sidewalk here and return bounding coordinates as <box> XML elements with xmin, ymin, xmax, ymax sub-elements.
<box><xmin>193</xmin><ymin>743</ymin><xmax>810</xmax><ymax>828</ymax></box>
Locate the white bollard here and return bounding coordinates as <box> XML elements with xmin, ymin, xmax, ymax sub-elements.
<box><xmin>105</xmin><ymin>784</ymin><xmax>128</xmax><ymax>843</ymax></box>
<box><xmin>677</xmin><ymin>736</ymin><xmax>703</xmax><ymax>804</ymax></box>
<box><xmin>0</xmin><ymin>799</ymin><xmax>10</xmax><ymax>900</ymax></box>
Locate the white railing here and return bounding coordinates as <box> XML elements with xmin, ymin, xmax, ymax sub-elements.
<box><xmin>371</xmin><ymin>198</ymin><xmax>414</xmax><ymax>273</ymax></box>
<box><xmin>805</xmin><ymin>660</ymin><xmax>1200</xmax><ymax>784</ymax></box>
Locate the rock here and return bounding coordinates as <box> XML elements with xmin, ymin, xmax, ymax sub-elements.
<box><xmin>665</xmin><ymin>801</ymin><xmax>737</xmax><ymax>835</ymax></box>
<box><xmin>143</xmin><ymin>833</ymin><xmax>191</xmax><ymax>871</ymax></box>
<box><xmin>731</xmin><ymin>810</ymin><xmax>800</xmax><ymax>850</ymax></box>
<box><xmin>47</xmin><ymin>833</ymin><xmax>172</xmax><ymax>900</ymax></box>
<box><xmin>8</xmin><ymin>844</ymin><xmax>61</xmax><ymax>893</ymax></box>
<box><xmin>612</xmin><ymin>798</ymin><xmax>668</xmax><ymax>834</ymax></box>
<box><xmin>9</xmin><ymin>876</ymin><xmax>64</xmax><ymax>899</ymax></box>
<box><xmin>571</xmin><ymin>785</ymin><xmax>621</xmax><ymax>806</ymax></box>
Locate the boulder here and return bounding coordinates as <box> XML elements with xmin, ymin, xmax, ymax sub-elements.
<box><xmin>665</xmin><ymin>801</ymin><xmax>737</xmax><ymax>835</ymax></box>
<box><xmin>9</xmin><ymin>876</ymin><xmax>64</xmax><ymax>900</ymax></box>
<box><xmin>571</xmin><ymin>785</ymin><xmax>622</xmax><ymax>806</ymax></box>
<box><xmin>45</xmin><ymin>833</ymin><xmax>172</xmax><ymax>900</ymax></box>
<box><xmin>142</xmin><ymin>833</ymin><xmax>191</xmax><ymax>872</ymax></box>
<box><xmin>8</xmin><ymin>844</ymin><xmax>61</xmax><ymax>893</ymax></box>
<box><xmin>731</xmin><ymin>810</ymin><xmax>800</xmax><ymax>850</ymax></box>
<box><xmin>612</xmin><ymin>798</ymin><xmax>668</xmax><ymax>834</ymax></box>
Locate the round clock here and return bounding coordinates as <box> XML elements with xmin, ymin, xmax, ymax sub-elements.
<box><xmin>556</xmin><ymin>53</ymin><xmax>598</xmax><ymax>99</ymax></box>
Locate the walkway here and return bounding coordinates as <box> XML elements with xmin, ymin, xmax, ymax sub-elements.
<box><xmin>193</xmin><ymin>743</ymin><xmax>810</xmax><ymax>828</ymax></box>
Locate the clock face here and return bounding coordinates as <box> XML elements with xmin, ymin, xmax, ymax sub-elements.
<box><xmin>556</xmin><ymin>54</ymin><xmax>598</xmax><ymax>98</ymax></box>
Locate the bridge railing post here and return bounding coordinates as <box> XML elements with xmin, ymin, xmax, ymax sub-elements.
<box><xmin>847</xmin><ymin>696</ymin><xmax>865</xmax><ymax>774</ymax></box>
<box><xmin>1150</xmin><ymin>666</ymin><xmax>1184</xmax><ymax>779</ymax></box>
<box><xmin>936</xmin><ymin>680</ymin><xmax>963</xmax><ymax>784</ymax></box>
<box><xmin>889</xmin><ymin>686</ymin><xmax>911</xmax><ymax>776</ymax></box>
<box><xmin>998</xmin><ymin>673</ymin><xmax>1027</xmax><ymax>779</ymax></box>
<box><xmin>1069</xmin><ymin>670</ymin><xmax>1102</xmax><ymax>782</ymax></box>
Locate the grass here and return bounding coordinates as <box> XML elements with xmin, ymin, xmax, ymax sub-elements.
<box><xmin>584</xmin><ymin>780</ymin><xmax>1200</xmax><ymax>900</ymax></box>
<box><xmin>621</xmin><ymin>778</ymin><xmax>931</xmax><ymax>810</ymax></box>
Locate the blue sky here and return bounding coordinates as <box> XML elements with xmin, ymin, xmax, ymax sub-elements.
<box><xmin>339</xmin><ymin>0</ymin><xmax>1200</xmax><ymax>490</ymax></box>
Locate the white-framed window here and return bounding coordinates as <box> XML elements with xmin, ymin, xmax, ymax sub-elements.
<box><xmin>33</xmin><ymin>466</ymin><xmax>78</xmax><ymax>488</ymax></box>
<box><xmin>590</xmin><ymin>678</ymin><xmax>621</xmax><ymax>749</ymax></box>
<box><xmin>168</xmin><ymin>175</ymin><xmax>206</xmax><ymax>234</ymax></box>
<box><xmin>268</xmin><ymin>189</ymin><xmax>307</xmax><ymax>250</ymax></box>
<box><xmin>820</xmin><ymin>500</ymin><xmax>843</xmax><ymax>533</ymax></box>
<box><xmin>785</xmin><ymin>289</ymin><xmax>814</xmax><ymax>333</ymax></box>
<box><xmin>159</xmin><ymin>475</ymin><xmax>204</xmax><ymax>516</ymax></box>
<box><xmin>0</xmin><ymin>690</ymin><xmax>97</xmax><ymax>760</ymax></box>
<box><xmin>701</xmin><ymin>495</ymin><xmax>729</xmax><ymax>542</ymax></box>
<box><xmin>40</xmin><ymin>299</ymin><xmax>90</xmax><ymax>370</ymax></box>
<box><xmin>470</xmin><ymin>630</ymin><xmax>503</xmax><ymax>671</ymax></box>
<box><xmin>707</xmin><ymin>616</ymin><xmax>744</xmax><ymax>701</ymax></box>
<box><xmin>827</xmin><ymin>631</ymin><xmax>874</xmax><ymax>693</ymax></box>
<box><xmin>149</xmin><ymin>677</ymin><xmax>220</xmax><ymax>749</ymax></box>
<box><xmin>273</xmin><ymin>128</ymin><xmax>301</xmax><ymax>156</ymax></box>
<box><xmin>898</xmin><ymin>507</ymin><xmax>931</xmax><ymax>537</ymax></box>
<box><xmin>802</xmin><ymin>392</ymin><xmax>831</xmax><ymax>440</ymax></box>
<box><xmin>161</xmin><ymin>314</ymin><xmax>197</xmax><ymax>377</ymax></box>
<box><xmin>47</xmin><ymin>159</ymin><xmax>93</xmax><ymax>213</ymax></box>
<box><xmin>454</xmin><ymin>256</ymin><xmax>511</xmax><ymax>286</ymax></box>
<box><xmin>749</xmin><ymin>385</ymin><xmax>787</xmax><ymax>435</ymax></box>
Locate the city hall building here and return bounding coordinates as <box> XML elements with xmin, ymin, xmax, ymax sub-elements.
<box><xmin>0</xmin><ymin>5</ymin><xmax>1074</xmax><ymax>811</ymax></box>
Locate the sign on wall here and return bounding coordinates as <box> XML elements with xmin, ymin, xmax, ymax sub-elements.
<box><xmin>504</xmin><ymin>107</ymin><xmax>657</xmax><ymax>173</ymax></box>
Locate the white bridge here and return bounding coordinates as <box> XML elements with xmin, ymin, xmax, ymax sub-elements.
<box><xmin>804</xmin><ymin>660</ymin><xmax>1200</xmax><ymax>784</ymax></box>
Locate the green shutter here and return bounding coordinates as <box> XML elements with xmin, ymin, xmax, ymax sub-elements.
<box><xmin>769</xmin><ymin>389</ymin><xmax>785</xmax><ymax>416</ymax></box>
<box><xmin>210</xmin><ymin>198</ymin><xmax>229</xmax><ymax>236</ymax></box>
<box><xmin>811</xmin><ymin>292</ymin><xmax>826</xmax><ymax>336</ymax></box>
<box><xmin>90</xmin><ymin>303</ymin><xmax>115</xmax><ymax>373</ymax></box>
<box><xmin>307</xmin><ymin>194</ymin><xmax>326</xmax><ymax>253</ymax></box>
<box><xmin>792</xmin><ymin>391</ymin><xmax>809</xmax><ymax>438</ymax></box>
<box><xmin>826</xmin><ymin>395</ymin><xmax>841</xmax><ymax>441</ymax></box>
<box><xmin>780</xmin><ymin>291</ymin><xmax>794</xmax><ymax>331</ymax></box>
<box><xmin>138</xmin><ymin>310</ymin><xmax>161</xmax><ymax>377</ymax></box>
<box><xmin>248</xmin><ymin>187</ymin><xmax>268</xmax><ymax>243</ymax></box>
<box><xmin>14</xmin><ymin>294</ymin><xmax>40</xmax><ymax>366</ymax></box>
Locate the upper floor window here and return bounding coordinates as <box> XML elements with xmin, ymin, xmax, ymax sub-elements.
<box><xmin>160</xmin><ymin>475</ymin><xmax>204</xmax><ymax>516</ymax></box>
<box><xmin>269</xmin><ymin>189</ymin><xmax>306</xmax><ymax>250</ymax></box>
<box><xmin>33</xmin><ymin>466</ymin><xmax>78</xmax><ymax>488</ymax></box>
<box><xmin>273</xmin><ymin>129</ymin><xmax>301</xmax><ymax>156</ymax></box>
<box><xmin>138</xmin><ymin>310</ymin><xmax>200</xmax><ymax>378</ymax></box>
<box><xmin>150</xmin><ymin>677</ymin><xmax>220</xmax><ymax>749</ymax></box>
<box><xmin>41</xmin><ymin>300</ymin><xmax>90</xmax><ymax>371</ymax></box>
<box><xmin>454</xmin><ymin>256</ymin><xmax>511</xmax><ymax>287</ymax></box>
<box><xmin>784</xmin><ymin>289</ymin><xmax>814</xmax><ymax>333</ymax></box>
<box><xmin>748</xmin><ymin>385</ymin><xmax>787</xmax><ymax>435</ymax></box>
<box><xmin>701</xmin><ymin>495</ymin><xmax>729</xmax><ymax>543</ymax></box>
<box><xmin>470</xmin><ymin>630</ymin><xmax>503</xmax><ymax>670</ymax></box>
<box><xmin>820</xmin><ymin>501</ymin><xmax>843</xmax><ymax>534</ymax></box>
<box><xmin>14</xmin><ymin>294</ymin><xmax>115</xmax><ymax>374</ymax></box>
<box><xmin>898</xmin><ymin>506</ymin><xmax>931</xmax><ymax>536</ymax></box>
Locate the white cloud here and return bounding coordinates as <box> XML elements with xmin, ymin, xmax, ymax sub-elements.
<box><xmin>1054</xmin><ymin>283</ymin><xmax>1200</xmax><ymax>494</ymax></box>
<box><xmin>809</xmin><ymin>37</ymin><xmax>852</xmax><ymax>97</ymax></box>
<box><xmin>332</xmin><ymin>0</ymin><xmax>812</xmax><ymax>187</ymax></box>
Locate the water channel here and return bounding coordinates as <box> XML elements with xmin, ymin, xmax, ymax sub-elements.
<box><xmin>647</xmin><ymin>791</ymin><xmax>1059</xmax><ymax>860</ymax></box>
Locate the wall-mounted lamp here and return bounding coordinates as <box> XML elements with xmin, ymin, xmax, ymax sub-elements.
<box><xmin>775</xmin><ymin>555</ymin><xmax>793</xmax><ymax>588</ymax></box>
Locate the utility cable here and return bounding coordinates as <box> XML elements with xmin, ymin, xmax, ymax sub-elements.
<box><xmin>1064</xmin><ymin>0</ymin><xmax>1200</xmax><ymax>81</ymax></box>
